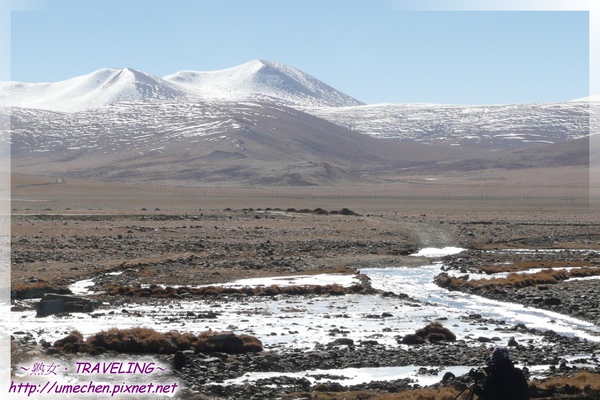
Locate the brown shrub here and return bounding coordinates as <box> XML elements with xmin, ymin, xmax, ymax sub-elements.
<box><xmin>87</xmin><ymin>327</ymin><xmax>182</xmax><ymax>354</ymax></box>
<box><xmin>195</xmin><ymin>331</ymin><xmax>263</xmax><ymax>354</ymax></box>
<box><xmin>238</xmin><ymin>334</ymin><xmax>264</xmax><ymax>353</ymax></box>
<box><xmin>51</xmin><ymin>328</ymin><xmax>262</xmax><ymax>355</ymax></box>
<box><xmin>54</xmin><ymin>330</ymin><xmax>83</xmax><ymax>347</ymax></box>
<box><xmin>445</xmin><ymin>266</ymin><xmax>600</xmax><ymax>291</ymax></box>
<box><xmin>534</xmin><ymin>371</ymin><xmax>600</xmax><ymax>391</ymax></box>
<box><xmin>415</xmin><ymin>322</ymin><xmax>456</xmax><ymax>342</ymax></box>
<box><xmin>53</xmin><ymin>330</ymin><xmax>93</xmax><ymax>353</ymax></box>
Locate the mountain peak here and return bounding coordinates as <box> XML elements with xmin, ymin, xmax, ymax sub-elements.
<box><xmin>0</xmin><ymin>67</ymin><xmax>187</xmax><ymax>112</ymax></box>
<box><xmin>1</xmin><ymin>61</ymin><xmax>362</xmax><ymax>112</ymax></box>
<box><xmin>164</xmin><ymin>60</ymin><xmax>363</xmax><ymax>108</ymax></box>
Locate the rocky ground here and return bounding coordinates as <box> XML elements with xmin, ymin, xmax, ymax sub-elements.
<box><xmin>9</xmin><ymin>189</ymin><xmax>600</xmax><ymax>399</ymax></box>
<box><xmin>11</xmin><ymin>208</ymin><xmax>420</xmax><ymax>292</ymax></box>
<box><xmin>161</xmin><ymin>328</ymin><xmax>600</xmax><ymax>399</ymax></box>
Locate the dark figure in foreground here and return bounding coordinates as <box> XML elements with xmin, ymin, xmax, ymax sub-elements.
<box><xmin>472</xmin><ymin>346</ymin><xmax>531</xmax><ymax>400</ymax></box>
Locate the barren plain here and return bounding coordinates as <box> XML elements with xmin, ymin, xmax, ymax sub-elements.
<box><xmin>9</xmin><ymin>168</ymin><xmax>600</xmax><ymax>399</ymax></box>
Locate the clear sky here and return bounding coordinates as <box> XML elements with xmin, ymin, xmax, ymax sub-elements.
<box><xmin>6</xmin><ymin>0</ymin><xmax>592</xmax><ymax>105</ymax></box>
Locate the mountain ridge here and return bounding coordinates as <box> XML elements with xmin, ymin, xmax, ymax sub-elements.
<box><xmin>2</xmin><ymin>60</ymin><xmax>596</xmax><ymax>186</ymax></box>
<box><xmin>0</xmin><ymin>68</ymin><xmax>187</xmax><ymax>113</ymax></box>
<box><xmin>1</xmin><ymin>60</ymin><xmax>363</xmax><ymax>112</ymax></box>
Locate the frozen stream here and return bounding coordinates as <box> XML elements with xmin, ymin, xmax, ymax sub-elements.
<box><xmin>364</xmin><ymin>264</ymin><xmax>600</xmax><ymax>341</ymax></box>
<box><xmin>9</xmin><ymin>247</ymin><xmax>600</xmax><ymax>389</ymax></box>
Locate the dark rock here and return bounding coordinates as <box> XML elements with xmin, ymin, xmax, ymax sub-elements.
<box><xmin>442</xmin><ymin>371</ymin><xmax>455</xmax><ymax>382</ymax></box>
<box><xmin>544</xmin><ymin>297</ymin><xmax>562</xmax><ymax>306</ymax></box>
<box><xmin>400</xmin><ymin>334</ymin><xmax>425</xmax><ymax>345</ymax></box>
<box><xmin>36</xmin><ymin>294</ymin><xmax>98</xmax><ymax>317</ymax></box>
<box><xmin>173</xmin><ymin>350</ymin><xmax>186</xmax><ymax>369</ymax></box>
<box><xmin>329</xmin><ymin>338</ymin><xmax>354</xmax><ymax>346</ymax></box>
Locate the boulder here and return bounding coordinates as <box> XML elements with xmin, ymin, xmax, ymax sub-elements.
<box><xmin>36</xmin><ymin>294</ymin><xmax>99</xmax><ymax>317</ymax></box>
<box><xmin>544</xmin><ymin>297</ymin><xmax>562</xmax><ymax>306</ymax></box>
<box><xmin>328</xmin><ymin>338</ymin><xmax>354</xmax><ymax>346</ymax></box>
<box><xmin>173</xmin><ymin>350</ymin><xmax>186</xmax><ymax>369</ymax></box>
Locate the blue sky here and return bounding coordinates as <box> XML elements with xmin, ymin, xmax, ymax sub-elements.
<box><xmin>6</xmin><ymin>0</ymin><xmax>592</xmax><ymax>105</ymax></box>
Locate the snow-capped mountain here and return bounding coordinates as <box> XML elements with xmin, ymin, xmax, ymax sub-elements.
<box><xmin>2</xmin><ymin>60</ymin><xmax>596</xmax><ymax>186</ymax></box>
<box><xmin>0</xmin><ymin>68</ymin><xmax>187</xmax><ymax>113</ymax></box>
<box><xmin>164</xmin><ymin>60</ymin><xmax>364</xmax><ymax>108</ymax></box>
<box><xmin>0</xmin><ymin>60</ymin><xmax>362</xmax><ymax>112</ymax></box>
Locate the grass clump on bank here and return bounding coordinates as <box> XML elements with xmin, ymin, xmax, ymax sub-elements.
<box><xmin>437</xmin><ymin>267</ymin><xmax>600</xmax><ymax>291</ymax></box>
<box><xmin>52</xmin><ymin>328</ymin><xmax>263</xmax><ymax>355</ymax></box>
<box><xmin>530</xmin><ymin>371</ymin><xmax>600</xmax><ymax>398</ymax></box>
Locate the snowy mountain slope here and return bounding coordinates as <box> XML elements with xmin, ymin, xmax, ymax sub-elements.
<box><xmin>1</xmin><ymin>60</ymin><xmax>594</xmax><ymax>148</ymax></box>
<box><xmin>308</xmin><ymin>101</ymin><xmax>595</xmax><ymax>147</ymax></box>
<box><xmin>0</xmin><ymin>68</ymin><xmax>188</xmax><ymax>113</ymax></box>
<box><xmin>164</xmin><ymin>60</ymin><xmax>364</xmax><ymax>107</ymax></box>
<box><xmin>5</xmin><ymin>96</ymin><xmax>593</xmax><ymax>185</ymax></box>
<box><xmin>0</xmin><ymin>60</ymin><xmax>362</xmax><ymax>112</ymax></box>
<box><xmin>8</xmin><ymin>100</ymin><xmax>443</xmax><ymax>185</ymax></box>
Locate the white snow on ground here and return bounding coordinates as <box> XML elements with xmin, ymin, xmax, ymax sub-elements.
<box><xmin>213</xmin><ymin>273</ymin><xmax>359</xmax><ymax>288</ymax></box>
<box><xmin>410</xmin><ymin>247</ymin><xmax>465</xmax><ymax>257</ymax></box>
<box><xmin>221</xmin><ymin>365</ymin><xmax>476</xmax><ymax>387</ymax></box>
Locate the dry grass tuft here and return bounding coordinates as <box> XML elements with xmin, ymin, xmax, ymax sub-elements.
<box><xmin>87</xmin><ymin>327</ymin><xmax>184</xmax><ymax>353</ymax></box>
<box><xmin>415</xmin><ymin>322</ymin><xmax>457</xmax><ymax>342</ymax></box>
<box><xmin>534</xmin><ymin>371</ymin><xmax>600</xmax><ymax>391</ymax></box>
<box><xmin>52</xmin><ymin>330</ymin><xmax>93</xmax><ymax>353</ymax></box>
<box><xmin>438</xmin><ymin>267</ymin><xmax>600</xmax><ymax>291</ymax></box>
<box><xmin>52</xmin><ymin>328</ymin><xmax>262</xmax><ymax>355</ymax></box>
